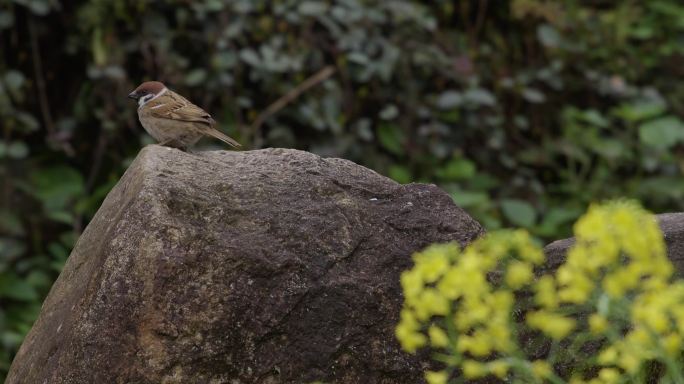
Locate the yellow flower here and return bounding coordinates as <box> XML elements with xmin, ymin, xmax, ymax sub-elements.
<box><xmin>428</xmin><ymin>324</ymin><xmax>449</xmax><ymax>348</ymax></box>
<box><xmin>535</xmin><ymin>275</ymin><xmax>558</xmax><ymax>309</ymax></box>
<box><xmin>488</xmin><ymin>291</ymin><xmax>514</xmax><ymax>315</ymax></box>
<box><xmin>462</xmin><ymin>360</ymin><xmax>487</xmax><ymax>379</ymax></box>
<box><xmin>437</xmin><ymin>267</ymin><xmax>465</xmax><ymax>300</ymax></box>
<box><xmin>597</xmin><ymin>346</ymin><xmax>617</xmax><ymax>364</ymax></box>
<box><xmin>414</xmin><ymin>288</ymin><xmax>449</xmax><ymax>320</ymax></box>
<box><xmin>414</xmin><ymin>245</ymin><xmax>453</xmax><ymax>283</ymax></box>
<box><xmin>626</xmin><ymin>327</ymin><xmax>651</xmax><ymax>347</ymax></box>
<box><xmin>486</xmin><ymin>322</ymin><xmax>513</xmax><ymax>352</ymax></box>
<box><xmin>395</xmin><ymin>324</ymin><xmax>425</xmax><ymax>353</ymax></box>
<box><xmin>589</xmin><ymin>314</ymin><xmax>609</xmax><ymax>334</ymax></box>
<box><xmin>400</xmin><ymin>269</ymin><xmax>423</xmax><ymax>305</ymax></box>
<box><xmin>457</xmin><ymin>330</ymin><xmax>492</xmax><ymax>357</ymax></box>
<box><xmin>602</xmin><ymin>265</ymin><xmax>644</xmax><ymax>298</ymax></box>
<box><xmin>505</xmin><ymin>260</ymin><xmax>533</xmax><ymax>289</ymax></box>
<box><xmin>662</xmin><ymin>333</ymin><xmax>682</xmax><ymax>356</ymax></box>
<box><xmin>617</xmin><ymin>350</ymin><xmax>641</xmax><ymax>374</ymax></box>
<box><xmin>526</xmin><ymin>310</ymin><xmax>575</xmax><ymax>340</ymax></box>
<box><xmin>455</xmin><ymin>296</ymin><xmax>491</xmax><ymax>330</ymax></box>
<box><xmin>395</xmin><ymin>309</ymin><xmax>426</xmax><ymax>353</ymax></box>
<box><xmin>424</xmin><ymin>370</ymin><xmax>448</xmax><ymax>384</ymax></box>
<box><xmin>530</xmin><ymin>360</ymin><xmax>552</xmax><ymax>379</ymax></box>
<box><xmin>511</xmin><ymin>229</ymin><xmax>545</xmax><ymax>264</ymax></box>
<box><xmin>569</xmin><ymin>376</ymin><xmax>588</xmax><ymax>384</ymax></box>
<box><xmin>597</xmin><ymin>368</ymin><xmax>620</xmax><ymax>384</ymax></box>
<box><xmin>395</xmin><ymin>200</ymin><xmax>683</xmax><ymax>381</ymax></box>
<box><xmin>636</xmin><ymin>307</ymin><xmax>669</xmax><ymax>334</ymax></box>
<box><xmin>573</xmin><ymin>204</ymin><xmax>604</xmax><ymax>241</ymax></box>
<box><xmin>488</xmin><ymin>360</ymin><xmax>509</xmax><ymax>378</ymax></box>
<box><xmin>557</xmin><ymin>266</ymin><xmax>594</xmax><ymax>304</ymax></box>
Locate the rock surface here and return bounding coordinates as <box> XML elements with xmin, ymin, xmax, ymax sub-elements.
<box><xmin>544</xmin><ymin>212</ymin><xmax>684</xmax><ymax>276</ymax></box>
<box><xmin>7</xmin><ymin>145</ymin><xmax>484</xmax><ymax>384</ymax></box>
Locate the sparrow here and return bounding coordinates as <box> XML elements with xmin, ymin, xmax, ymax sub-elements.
<box><xmin>127</xmin><ymin>81</ymin><xmax>241</xmax><ymax>150</ymax></box>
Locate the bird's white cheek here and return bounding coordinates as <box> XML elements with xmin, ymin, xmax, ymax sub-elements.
<box><xmin>138</xmin><ymin>95</ymin><xmax>154</xmax><ymax>107</ymax></box>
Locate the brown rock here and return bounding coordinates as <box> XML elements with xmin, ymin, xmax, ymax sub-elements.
<box><xmin>7</xmin><ymin>145</ymin><xmax>484</xmax><ymax>384</ymax></box>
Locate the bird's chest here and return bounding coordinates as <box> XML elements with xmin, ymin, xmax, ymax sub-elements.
<box><xmin>137</xmin><ymin>108</ymin><xmax>203</xmax><ymax>148</ymax></box>
<box><xmin>138</xmin><ymin>109</ymin><xmax>181</xmax><ymax>141</ymax></box>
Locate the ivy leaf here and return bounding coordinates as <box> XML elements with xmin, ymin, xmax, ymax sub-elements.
<box><xmin>638</xmin><ymin>116</ymin><xmax>684</xmax><ymax>149</ymax></box>
<box><xmin>377</xmin><ymin>123</ymin><xmax>404</xmax><ymax>155</ymax></box>
<box><xmin>0</xmin><ymin>274</ymin><xmax>39</xmax><ymax>302</ymax></box>
<box><xmin>379</xmin><ymin>104</ymin><xmax>399</xmax><ymax>120</ymax></box>
<box><xmin>436</xmin><ymin>158</ymin><xmax>476</xmax><ymax>181</ymax></box>
<box><xmin>522</xmin><ymin>88</ymin><xmax>546</xmax><ymax>104</ymax></box>
<box><xmin>501</xmin><ymin>199</ymin><xmax>536</xmax><ymax>227</ymax></box>
<box><xmin>24</xmin><ymin>166</ymin><xmax>84</xmax><ymax>212</ymax></box>
<box><xmin>298</xmin><ymin>1</ymin><xmax>328</xmax><ymax>16</ymax></box>
<box><xmin>537</xmin><ymin>24</ymin><xmax>561</xmax><ymax>48</ymax></box>
<box><xmin>185</xmin><ymin>69</ymin><xmax>207</xmax><ymax>86</ymax></box>
<box><xmin>463</xmin><ymin>88</ymin><xmax>496</xmax><ymax>107</ymax></box>
<box><xmin>436</xmin><ymin>90</ymin><xmax>463</xmax><ymax>109</ymax></box>
<box><xmin>388</xmin><ymin>165</ymin><xmax>411</xmax><ymax>184</ymax></box>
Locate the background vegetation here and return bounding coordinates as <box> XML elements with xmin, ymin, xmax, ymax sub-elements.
<box><xmin>1</xmin><ymin>0</ymin><xmax>684</xmax><ymax>379</ymax></box>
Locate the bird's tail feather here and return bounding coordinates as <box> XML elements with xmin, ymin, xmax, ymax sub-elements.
<box><xmin>206</xmin><ymin>129</ymin><xmax>241</xmax><ymax>148</ymax></box>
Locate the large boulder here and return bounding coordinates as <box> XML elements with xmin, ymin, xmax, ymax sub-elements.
<box><xmin>7</xmin><ymin>145</ymin><xmax>484</xmax><ymax>384</ymax></box>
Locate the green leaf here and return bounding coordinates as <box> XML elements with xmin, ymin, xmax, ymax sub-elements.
<box><xmin>436</xmin><ymin>158</ymin><xmax>476</xmax><ymax>181</ymax></box>
<box><xmin>579</xmin><ymin>109</ymin><xmax>609</xmax><ymax>128</ymax></box>
<box><xmin>4</xmin><ymin>70</ymin><xmax>25</xmax><ymax>91</ymax></box>
<box><xmin>377</xmin><ymin>123</ymin><xmax>404</xmax><ymax>155</ymax></box>
<box><xmin>463</xmin><ymin>88</ymin><xmax>496</xmax><ymax>107</ymax></box>
<box><xmin>436</xmin><ymin>90</ymin><xmax>463</xmax><ymax>109</ymax></box>
<box><xmin>379</xmin><ymin>104</ymin><xmax>399</xmax><ymax>120</ymax></box>
<box><xmin>522</xmin><ymin>88</ymin><xmax>545</xmax><ymax>104</ymax></box>
<box><xmin>0</xmin><ymin>11</ymin><xmax>14</xmax><ymax>29</ymax></box>
<box><xmin>537</xmin><ymin>24</ymin><xmax>561</xmax><ymax>47</ymax></box>
<box><xmin>0</xmin><ymin>238</ymin><xmax>26</xmax><ymax>262</ymax></box>
<box><xmin>26</xmin><ymin>270</ymin><xmax>52</xmax><ymax>291</ymax></box>
<box><xmin>7</xmin><ymin>141</ymin><xmax>28</xmax><ymax>159</ymax></box>
<box><xmin>535</xmin><ymin>207</ymin><xmax>581</xmax><ymax>237</ymax></box>
<box><xmin>450</xmin><ymin>190</ymin><xmax>489</xmax><ymax>208</ymax></box>
<box><xmin>638</xmin><ymin>116</ymin><xmax>684</xmax><ymax>149</ymax></box>
<box><xmin>614</xmin><ymin>102</ymin><xmax>666</xmax><ymax>122</ymax></box>
<box><xmin>501</xmin><ymin>199</ymin><xmax>536</xmax><ymax>227</ymax></box>
<box><xmin>46</xmin><ymin>211</ymin><xmax>75</xmax><ymax>225</ymax></box>
<box><xmin>239</xmin><ymin>48</ymin><xmax>261</xmax><ymax>66</ymax></box>
<box><xmin>0</xmin><ymin>274</ymin><xmax>39</xmax><ymax>302</ymax></box>
<box><xmin>388</xmin><ymin>165</ymin><xmax>411</xmax><ymax>184</ymax></box>
<box><xmin>24</xmin><ymin>166</ymin><xmax>84</xmax><ymax>212</ymax></box>
<box><xmin>0</xmin><ymin>210</ymin><xmax>24</xmax><ymax>236</ymax></box>
<box><xmin>1</xmin><ymin>332</ymin><xmax>25</xmax><ymax>349</ymax></box>
<box><xmin>24</xmin><ymin>0</ymin><xmax>52</xmax><ymax>15</ymax></box>
<box><xmin>185</xmin><ymin>69</ymin><xmax>207</xmax><ymax>86</ymax></box>
<box><xmin>298</xmin><ymin>1</ymin><xmax>328</xmax><ymax>16</ymax></box>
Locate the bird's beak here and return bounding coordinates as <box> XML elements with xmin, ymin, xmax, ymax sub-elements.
<box><xmin>127</xmin><ymin>91</ymin><xmax>140</xmax><ymax>100</ymax></box>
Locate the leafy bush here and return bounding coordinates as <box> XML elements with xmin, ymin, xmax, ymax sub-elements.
<box><xmin>396</xmin><ymin>201</ymin><xmax>684</xmax><ymax>383</ymax></box>
<box><xmin>1</xmin><ymin>0</ymin><xmax>684</xmax><ymax>379</ymax></box>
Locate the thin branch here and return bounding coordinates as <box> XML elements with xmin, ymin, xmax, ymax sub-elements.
<box><xmin>472</xmin><ymin>0</ymin><xmax>489</xmax><ymax>47</ymax></box>
<box><xmin>28</xmin><ymin>20</ymin><xmax>54</xmax><ymax>136</ymax></box>
<box><xmin>250</xmin><ymin>65</ymin><xmax>337</xmax><ymax>146</ymax></box>
<box><xmin>29</xmin><ymin>17</ymin><xmax>74</xmax><ymax>155</ymax></box>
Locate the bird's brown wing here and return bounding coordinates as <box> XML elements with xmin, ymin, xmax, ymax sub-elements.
<box><xmin>145</xmin><ymin>90</ymin><xmax>241</xmax><ymax>148</ymax></box>
<box><xmin>146</xmin><ymin>90</ymin><xmax>215</xmax><ymax>126</ymax></box>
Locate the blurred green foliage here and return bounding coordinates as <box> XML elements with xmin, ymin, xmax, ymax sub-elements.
<box><xmin>1</xmin><ymin>0</ymin><xmax>684</xmax><ymax>379</ymax></box>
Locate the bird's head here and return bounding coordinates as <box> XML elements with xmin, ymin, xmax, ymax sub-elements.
<box><xmin>128</xmin><ymin>81</ymin><xmax>167</xmax><ymax>107</ymax></box>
